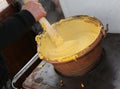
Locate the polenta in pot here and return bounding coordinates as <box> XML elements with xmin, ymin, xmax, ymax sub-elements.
<box><xmin>36</xmin><ymin>15</ymin><xmax>103</xmax><ymax>63</ymax></box>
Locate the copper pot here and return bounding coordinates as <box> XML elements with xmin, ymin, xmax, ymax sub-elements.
<box><xmin>37</xmin><ymin>15</ymin><xmax>108</xmax><ymax>76</ymax></box>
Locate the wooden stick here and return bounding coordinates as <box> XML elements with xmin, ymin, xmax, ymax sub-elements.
<box><xmin>22</xmin><ymin>0</ymin><xmax>63</xmax><ymax>46</ymax></box>
<box><xmin>39</xmin><ymin>17</ymin><xmax>63</xmax><ymax>46</ymax></box>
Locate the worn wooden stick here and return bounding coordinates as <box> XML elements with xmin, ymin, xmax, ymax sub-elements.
<box><xmin>22</xmin><ymin>0</ymin><xmax>64</xmax><ymax>46</ymax></box>
<box><xmin>39</xmin><ymin>17</ymin><xmax>63</xmax><ymax>46</ymax></box>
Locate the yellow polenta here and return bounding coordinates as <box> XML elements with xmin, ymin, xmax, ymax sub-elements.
<box><xmin>36</xmin><ymin>16</ymin><xmax>102</xmax><ymax>62</ymax></box>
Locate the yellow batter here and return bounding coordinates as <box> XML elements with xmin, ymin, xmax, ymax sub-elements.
<box><xmin>36</xmin><ymin>16</ymin><xmax>102</xmax><ymax>62</ymax></box>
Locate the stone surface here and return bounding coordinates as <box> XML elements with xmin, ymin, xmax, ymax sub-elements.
<box><xmin>22</xmin><ymin>33</ymin><xmax>120</xmax><ymax>89</ymax></box>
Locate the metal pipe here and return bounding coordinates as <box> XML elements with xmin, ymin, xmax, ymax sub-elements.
<box><xmin>12</xmin><ymin>53</ymin><xmax>39</xmax><ymax>89</ymax></box>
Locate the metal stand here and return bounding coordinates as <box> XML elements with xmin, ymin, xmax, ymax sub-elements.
<box><xmin>12</xmin><ymin>53</ymin><xmax>39</xmax><ymax>89</ymax></box>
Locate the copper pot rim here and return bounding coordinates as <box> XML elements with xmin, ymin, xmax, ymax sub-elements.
<box><xmin>43</xmin><ymin>15</ymin><xmax>104</xmax><ymax>64</ymax></box>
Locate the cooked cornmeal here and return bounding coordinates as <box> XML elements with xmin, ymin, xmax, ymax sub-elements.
<box><xmin>36</xmin><ymin>16</ymin><xmax>102</xmax><ymax>62</ymax></box>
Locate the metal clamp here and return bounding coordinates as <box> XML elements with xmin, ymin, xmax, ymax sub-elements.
<box><xmin>101</xmin><ymin>24</ymin><xmax>109</xmax><ymax>38</ymax></box>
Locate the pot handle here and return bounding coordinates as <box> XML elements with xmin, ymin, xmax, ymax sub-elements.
<box><xmin>101</xmin><ymin>24</ymin><xmax>109</xmax><ymax>38</ymax></box>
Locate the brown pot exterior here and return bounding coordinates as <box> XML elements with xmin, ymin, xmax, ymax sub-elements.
<box><xmin>52</xmin><ymin>42</ymin><xmax>102</xmax><ymax>76</ymax></box>
<box><xmin>40</xmin><ymin>15</ymin><xmax>106</xmax><ymax>77</ymax></box>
